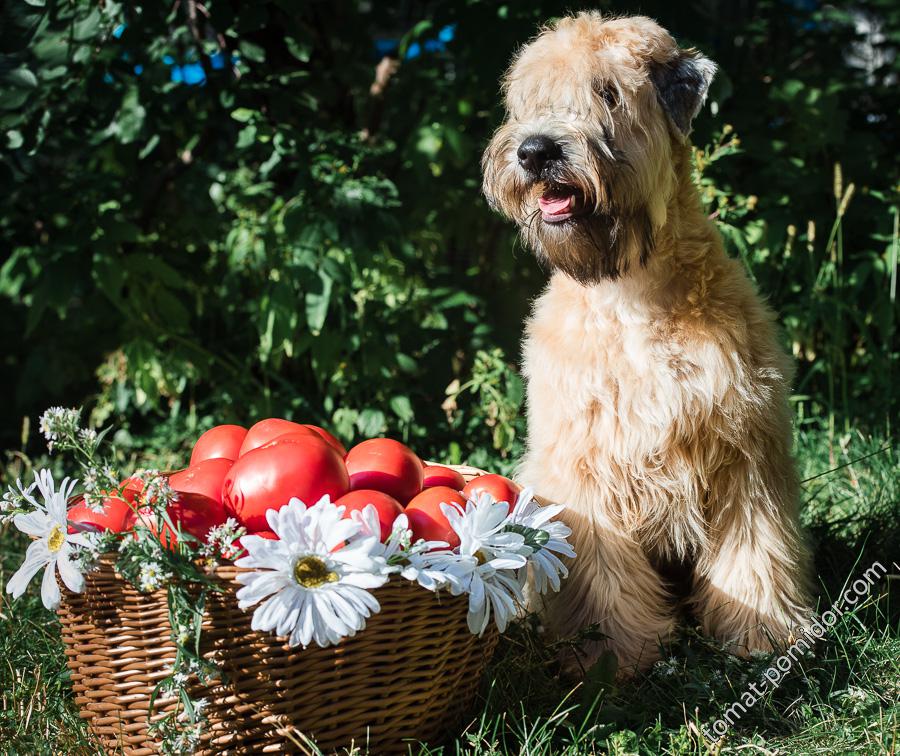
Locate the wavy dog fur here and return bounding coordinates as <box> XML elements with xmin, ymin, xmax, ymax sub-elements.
<box><xmin>483</xmin><ymin>13</ymin><xmax>812</xmax><ymax>675</ymax></box>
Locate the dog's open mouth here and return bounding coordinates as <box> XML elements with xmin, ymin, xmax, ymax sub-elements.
<box><xmin>538</xmin><ymin>187</ymin><xmax>583</xmax><ymax>223</ymax></box>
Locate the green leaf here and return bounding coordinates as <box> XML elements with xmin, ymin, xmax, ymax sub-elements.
<box><xmin>285</xmin><ymin>36</ymin><xmax>311</xmax><ymax>62</ymax></box>
<box><xmin>304</xmin><ymin>270</ymin><xmax>332</xmax><ymax>334</ymax></box>
<box><xmin>72</xmin><ymin>8</ymin><xmax>102</xmax><ymax>42</ymax></box>
<box><xmin>389</xmin><ymin>395</ymin><xmax>414</xmax><ymax>423</ymax></box>
<box><xmin>356</xmin><ymin>409</ymin><xmax>386</xmax><ymax>438</ymax></box>
<box><xmin>505</xmin><ymin>524</ymin><xmax>550</xmax><ymax>551</ymax></box>
<box><xmin>230</xmin><ymin>107</ymin><xmax>255</xmax><ymax>123</ymax></box>
<box><xmin>6</xmin><ymin>67</ymin><xmax>38</xmax><ymax>89</ymax></box>
<box><xmin>580</xmin><ymin>650</ymin><xmax>618</xmax><ymax>707</ymax></box>
<box><xmin>238</xmin><ymin>41</ymin><xmax>265</xmax><ymax>63</ymax></box>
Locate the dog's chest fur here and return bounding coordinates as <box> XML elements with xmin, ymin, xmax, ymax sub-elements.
<box><xmin>519</xmin><ymin>272</ymin><xmax>740</xmax><ymax>558</ymax></box>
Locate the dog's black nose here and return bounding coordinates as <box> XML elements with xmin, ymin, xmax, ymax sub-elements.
<box><xmin>517</xmin><ymin>135</ymin><xmax>562</xmax><ymax>174</ymax></box>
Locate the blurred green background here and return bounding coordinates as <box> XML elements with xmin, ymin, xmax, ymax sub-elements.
<box><xmin>1</xmin><ymin>0</ymin><xmax>897</xmax><ymax>469</ymax></box>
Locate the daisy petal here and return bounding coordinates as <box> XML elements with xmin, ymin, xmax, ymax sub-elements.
<box><xmin>41</xmin><ymin>559</ymin><xmax>61</xmax><ymax>610</ymax></box>
<box><xmin>6</xmin><ymin>540</ymin><xmax>51</xmax><ymax>598</ymax></box>
<box><xmin>56</xmin><ymin>552</ymin><xmax>85</xmax><ymax>594</ymax></box>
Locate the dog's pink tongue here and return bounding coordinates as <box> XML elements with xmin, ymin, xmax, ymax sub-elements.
<box><xmin>539</xmin><ymin>194</ymin><xmax>573</xmax><ymax>215</ymax></box>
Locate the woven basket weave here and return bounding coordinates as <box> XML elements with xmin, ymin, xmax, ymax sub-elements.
<box><xmin>58</xmin><ymin>463</ymin><xmax>498</xmax><ymax>754</ymax></box>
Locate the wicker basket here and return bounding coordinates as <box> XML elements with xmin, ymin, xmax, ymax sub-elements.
<box><xmin>58</xmin><ymin>463</ymin><xmax>498</xmax><ymax>754</ymax></box>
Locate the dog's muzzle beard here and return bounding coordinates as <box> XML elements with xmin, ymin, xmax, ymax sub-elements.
<box><xmin>522</xmin><ymin>188</ymin><xmax>655</xmax><ymax>285</ymax></box>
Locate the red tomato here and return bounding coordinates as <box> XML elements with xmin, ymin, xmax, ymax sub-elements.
<box><xmin>223</xmin><ymin>437</ymin><xmax>350</xmax><ymax>532</ymax></box>
<box><xmin>344</xmin><ymin>439</ymin><xmax>424</xmax><ymax>504</ymax></box>
<box><xmin>238</xmin><ymin>419</ymin><xmax>318</xmax><ymax>457</ymax></box>
<box><xmin>190</xmin><ymin>424</ymin><xmax>248</xmax><ymax>465</ymax></box>
<box><xmin>67</xmin><ymin>496</ymin><xmax>133</xmax><ymax>534</ymax></box>
<box><xmin>335</xmin><ymin>489</ymin><xmax>403</xmax><ymax>541</ymax></box>
<box><xmin>422</xmin><ymin>464</ymin><xmax>465</xmax><ymax>491</ymax></box>
<box><xmin>118</xmin><ymin>477</ymin><xmax>146</xmax><ymax>503</ymax></box>
<box><xmin>404</xmin><ymin>487</ymin><xmax>465</xmax><ymax>548</ymax></box>
<box><xmin>463</xmin><ymin>474</ymin><xmax>521</xmax><ymax>506</ymax></box>
<box><xmin>169</xmin><ymin>458</ymin><xmax>233</xmax><ymax>507</ymax></box>
<box><xmin>251</xmin><ymin>530</ymin><xmax>279</xmax><ymax>540</ymax></box>
<box><xmin>303</xmin><ymin>424</ymin><xmax>347</xmax><ymax>456</ymax></box>
<box><xmin>130</xmin><ymin>492</ymin><xmax>228</xmax><ymax>549</ymax></box>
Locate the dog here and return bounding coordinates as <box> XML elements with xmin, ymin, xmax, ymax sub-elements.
<box><xmin>482</xmin><ymin>13</ymin><xmax>813</xmax><ymax>676</ymax></box>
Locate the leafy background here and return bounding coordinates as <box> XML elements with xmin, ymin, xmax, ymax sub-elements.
<box><xmin>2</xmin><ymin>0</ymin><xmax>896</xmax><ymax>467</ymax></box>
<box><xmin>0</xmin><ymin>0</ymin><xmax>897</xmax><ymax>753</ymax></box>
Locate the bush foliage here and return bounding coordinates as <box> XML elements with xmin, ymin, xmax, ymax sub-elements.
<box><xmin>1</xmin><ymin>0</ymin><xmax>897</xmax><ymax>465</ymax></box>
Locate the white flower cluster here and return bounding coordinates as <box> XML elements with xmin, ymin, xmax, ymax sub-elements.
<box><xmin>236</xmin><ymin>487</ymin><xmax>575</xmax><ymax>648</ymax></box>
<box><xmin>38</xmin><ymin>406</ymin><xmax>82</xmax><ymax>450</ymax></box>
<box><xmin>200</xmin><ymin>518</ymin><xmax>247</xmax><ymax>563</ymax></box>
<box><xmin>132</xmin><ymin>470</ymin><xmax>178</xmax><ymax>509</ymax></box>
<box><xmin>138</xmin><ymin>560</ymin><xmax>171</xmax><ymax>593</ymax></box>
<box><xmin>1</xmin><ymin>477</ymin><xmax>37</xmax><ymax>524</ymax></box>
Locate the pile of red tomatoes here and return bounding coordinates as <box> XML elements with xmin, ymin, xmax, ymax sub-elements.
<box><xmin>68</xmin><ymin>419</ymin><xmax>521</xmax><ymax>550</ymax></box>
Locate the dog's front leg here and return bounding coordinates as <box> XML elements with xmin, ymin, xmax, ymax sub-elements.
<box><xmin>540</xmin><ymin>508</ymin><xmax>678</xmax><ymax>677</ymax></box>
<box><xmin>691</xmin><ymin>452</ymin><xmax>813</xmax><ymax>655</ymax></box>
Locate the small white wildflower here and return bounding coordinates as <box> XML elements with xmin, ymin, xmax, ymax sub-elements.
<box><xmin>78</xmin><ymin>427</ymin><xmax>98</xmax><ymax>445</ymax></box>
<box><xmin>172</xmin><ymin>671</ymin><xmax>189</xmax><ymax>686</ymax></box>
<box><xmin>138</xmin><ymin>561</ymin><xmax>167</xmax><ymax>592</ymax></box>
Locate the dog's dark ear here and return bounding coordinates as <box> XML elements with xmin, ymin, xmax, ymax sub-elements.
<box><xmin>650</xmin><ymin>50</ymin><xmax>716</xmax><ymax>136</ymax></box>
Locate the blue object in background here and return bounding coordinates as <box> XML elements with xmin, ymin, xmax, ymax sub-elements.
<box><xmin>109</xmin><ymin>20</ymin><xmax>453</xmax><ymax>87</ymax></box>
<box><xmin>375</xmin><ymin>24</ymin><xmax>455</xmax><ymax>61</ymax></box>
<box><xmin>111</xmin><ymin>24</ymin><xmax>234</xmax><ymax>87</ymax></box>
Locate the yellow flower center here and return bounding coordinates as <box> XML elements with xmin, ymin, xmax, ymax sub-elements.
<box><xmin>475</xmin><ymin>550</ymin><xmax>488</xmax><ymax>566</ymax></box>
<box><xmin>293</xmin><ymin>556</ymin><xmax>338</xmax><ymax>588</ymax></box>
<box><xmin>48</xmin><ymin>525</ymin><xmax>65</xmax><ymax>553</ymax></box>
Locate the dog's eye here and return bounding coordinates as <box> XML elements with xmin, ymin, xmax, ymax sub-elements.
<box><xmin>598</xmin><ymin>86</ymin><xmax>619</xmax><ymax>109</ymax></box>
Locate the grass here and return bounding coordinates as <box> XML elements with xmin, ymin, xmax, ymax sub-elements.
<box><xmin>1</xmin><ymin>423</ymin><xmax>897</xmax><ymax>755</ymax></box>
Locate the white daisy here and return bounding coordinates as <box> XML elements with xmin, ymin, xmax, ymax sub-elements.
<box><xmin>350</xmin><ymin>505</ymin><xmax>448</xmax><ymax>569</ymax></box>
<box><xmin>442</xmin><ymin>492</ymin><xmax>531</xmax><ymax>561</ymax></box>
<box><xmin>235</xmin><ymin>496</ymin><xmax>389</xmax><ymax>648</ymax></box>
<box><xmin>6</xmin><ymin>470</ymin><xmax>93</xmax><ymax>610</ymax></box>
<box><xmin>403</xmin><ymin>494</ymin><xmax>529</xmax><ymax>635</ymax></box>
<box><xmin>509</xmin><ymin>487</ymin><xmax>576</xmax><ymax>593</ymax></box>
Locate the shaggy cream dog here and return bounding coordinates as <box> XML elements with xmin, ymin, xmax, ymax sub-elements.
<box><xmin>482</xmin><ymin>13</ymin><xmax>812</xmax><ymax>675</ymax></box>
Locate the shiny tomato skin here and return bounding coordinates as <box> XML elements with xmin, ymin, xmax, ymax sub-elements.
<box><xmin>422</xmin><ymin>464</ymin><xmax>465</xmax><ymax>491</ymax></box>
<box><xmin>118</xmin><ymin>477</ymin><xmax>145</xmax><ymax>503</ymax></box>
<box><xmin>303</xmin><ymin>425</ymin><xmax>347</xmax><ymax>456</ymax></box>
<box><xmin>190</xmin><ymin>425</ymin><xmax>248</xmax><ymax>465</ymax></box>
<box><xmin>239</xmin><ymin>419</ymin><xmax>318</xmax><ymax>457</ymax></box>
<box><xmin>335</xmin><ymin>489</ymin><xmax>403</xmax><ymax>541</ymax></box>
<box><xmin>463</xmin><ymin>474</ymin><xmax>521</xmax><ymax>506</ymax></box>
<box><xmin>257</xmin><ymin>431</ymin><xmax>324</xmax><ymax>452</ymax></box>
<box><xmin>67</xmin><ymin>496</ymin><xmax>133</xmax><ymax>534</ymax></box>
<box><xmin>344</xmin><ymin>439</ymin><xmax>424</xmax><ymax>504</ymax></box>
<box><xmin>169</xmin><ymin>458</ymin><xmax>233</xmax><ymax>507</ymax></box>
<box><xmin>404</xmin><ymin>487</ymin><xmax>465</xmax><ymax>548</ymax></box>
<box><xmin>223</xmin><ymin>438</ymin><xmax>350</xmax><ymax>532</ymax></box>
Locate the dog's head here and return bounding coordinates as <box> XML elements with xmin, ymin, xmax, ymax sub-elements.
<box><xmin>482</xmin><ymin>13</ymin><xmax>716</xmax><ymax>283</ymax></box>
